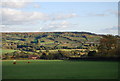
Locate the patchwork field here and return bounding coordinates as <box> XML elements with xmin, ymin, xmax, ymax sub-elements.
<box><xmin>2</xmin><ymin>60</ymin><xmax>118</xmax><ymax>79</ymax></box>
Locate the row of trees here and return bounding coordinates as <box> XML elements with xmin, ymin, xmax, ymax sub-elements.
<box><xmin>2</xmin><ymin>50</ymin><xmax>86</xmax><ymax>60</ymax></box>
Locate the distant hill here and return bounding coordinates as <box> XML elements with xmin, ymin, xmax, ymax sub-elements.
<box><xmin>2</xmin><ymin>32</ymin><xmax>101</xmax><ymax>50</ymax></box>
<box><xmin>2</xmin><ymin>32</ymin><xmax>120</xmax><ymax>60</ymax></box>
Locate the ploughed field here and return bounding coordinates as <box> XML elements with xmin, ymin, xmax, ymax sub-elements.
<box><xmin>2</xmin><ymin>60</ymin><xmax>118</xmax><ymax>79</ymax></box>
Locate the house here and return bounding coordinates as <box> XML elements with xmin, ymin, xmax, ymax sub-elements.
<box><xmin>28</xmin><ymin>55</ymin><xmax>40</xmax><ymax>60</ymax></box>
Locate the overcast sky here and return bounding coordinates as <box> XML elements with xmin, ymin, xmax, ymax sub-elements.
<box><xmin>0</xmin><ymin>0</ymin><xmax>119</xmax><ymax>35</ymax></box>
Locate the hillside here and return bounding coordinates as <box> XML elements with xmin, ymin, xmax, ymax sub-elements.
<box><xmin>1</xmin><ymin>32</ymin><xmax>106</xmax><ymax>59</ymax></box>
<box><xmin>2</xmin><ymin>32</ymin><xmax>101</xmax><ymax>50</ymax></box>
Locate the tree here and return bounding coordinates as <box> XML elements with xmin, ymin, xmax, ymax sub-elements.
<box><xmin>40</xmin><ymin>52</ymin><xmax>47</xmax><ymax>59</ymax></box>
<box><xmin>97</xmin><ymin>35</ymin><xmax>119</xmax><ymax>58</ymax></box>
<box><xmin>88</xmin><ymin>51</ymin><xmax>96</xmax><ymax>57</ymax></box>
<box><xmin>4</xmin><ymin>53</ymin><xmax>11</xmax><ymax>59</ymax></box>
<box><xmin>46</xmin><ymin>53</ymin><xmax>54</xmax><ymax>60</ymax></box>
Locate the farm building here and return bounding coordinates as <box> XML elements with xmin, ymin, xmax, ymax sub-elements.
<box><xmin>28</xmin><ymin>55</ymin><xmax>40</xmax><ymax>60</ymax></box>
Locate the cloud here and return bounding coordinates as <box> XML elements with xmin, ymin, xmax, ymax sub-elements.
<box><xmin>102</xmin><ymin>26</ymin><xmax>118</xmax><ymax>35</ymax></box>
<box><xmin>105</xmin><ymin>9</ymin><xmax>119</xmax><ymax>17</ymax></box>
<box><xmin>1</xmin><ymin>7</ymin><xmax>78</xmax><ymax>25</ymax></box>
<box><xmin>105</xmin><ymin>26</ymin><xmax>118</xmax><ymax>30</ymax></box>
<box><xmin>0</xmin><ymin>25</ymin><xmax>12</xmax><ymax>32</ymax></box>
<box><xmin>33</xmin><ymin>4</ymin><xmax>40</xmax><ymax>8</ymax></box>
<box><xmin>88</xmin><ymin>13</ymin><xmax>108</xmax><ymax>17</ymax></box>
<box><xmin>40</xmin><ymin>21</ymin><xmax>78</xmax><ymax>31</ymax></box>
<box><xmin>0</xmin><ymin>24</ymin><xmax>38</xmax><ymax>32</ymax></box>
<box><xmin>91</xmin><ymin>14</ymin><xmax>108</xmax><ymax>17</ymax></box>
<box><xmin>1</xmin><ymin>0</ymin><xmax>32</xmax><ymax>8</ymax></box>
<box><xmin>0</xmin><ymin>1</ymin><xmax>78</xmax><ymax>32</ymax></box>
<box><xmin>2</xmin><ymin>8</ymin><xmax>49</xmax><ymax>25</ymax></box>
<box><xmin>87</xmin><ymin>9</ymin><xmax>119</xmax><ymax>17</ymax></box>
<box><xmin>51</xmin><ymin>13</ymin><xmax>78</xmax><ymax>20</ymax></box>
<box><xmin>0</xmin><ymin>25</ymin><xmax>7</xmax><ymax>28</ymax></box>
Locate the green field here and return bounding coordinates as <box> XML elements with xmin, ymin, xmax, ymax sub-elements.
<box><xmin>1</xmin><ymin>49</ymin><xmax>17</xmax><ymax>54</ymax></box>
<box><xmin>2</xmin><ymin>60</ymin><xmax>118</xmax><ymax>79</ymax></box>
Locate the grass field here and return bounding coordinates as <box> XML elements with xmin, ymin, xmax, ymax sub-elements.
<box><xmin>2</xmin><ymin>60</ymin><xmax>118</xmax><ymax>79</ymax></box>
<box><xmin>1</xmin><ymin>49</ymin><xmax>17</xmax><ymax>54</ymax></box>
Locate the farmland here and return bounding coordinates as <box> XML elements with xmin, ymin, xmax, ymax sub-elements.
<box><xmin>2</xmin><ymin>32</ymin><xmax>100</xmax><ymax>50</ymax></box>
<box><xmin>1</xmin><ymin>32</ymin><xmax>120</xmax><ymax>60</ymax></box>
<box><xmin>1</xmin><ymin>32</ymin><xmax>120</xmax><ymax>80</ymax></box>
<box><xmin>1</xmin><ymin>32</ymin><xmax>101</xmax><ymax>60</ymax></box>
<box><xmin>2</xmin><ymin>60</ymin><xmax>118</xmax><ymax>79</ymax></box>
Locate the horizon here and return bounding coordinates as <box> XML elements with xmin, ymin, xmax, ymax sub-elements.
<box><xmin>1</xmin><ymin>31</ymin><xmax>118</xmax><ymax>36</ymax></box>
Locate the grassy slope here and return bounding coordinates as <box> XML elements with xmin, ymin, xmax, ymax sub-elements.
<box><xmin>2</xmin><ymin>60</ymin><xmax>118</xmax><ymax>79</ymax></box>
<box><xmin>1</xmin><ymin>49</ymin><xmax>17</xmax><ymax>54</ymax></box>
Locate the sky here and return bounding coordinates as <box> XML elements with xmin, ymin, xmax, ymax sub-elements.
<box><xmin>0</xmin><ymin>0</ymin><xmax>119</xmax><ymax>35</ymax></box>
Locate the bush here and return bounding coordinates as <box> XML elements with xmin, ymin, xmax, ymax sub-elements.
<box><xmin>88</xmin><ymin>51</ymin><xmax>96</xmax><ymax>57</ymax></box>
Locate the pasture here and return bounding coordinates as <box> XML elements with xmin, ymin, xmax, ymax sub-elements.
<box><xmin>2</xmin><ymin>60</ymin><xmax>118</xmax><ymax>79</ymax></box>
<box><xmin>1</xmin><ymin>49</ymin><xmax>17</xmax><ymax>54</ymax></box>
